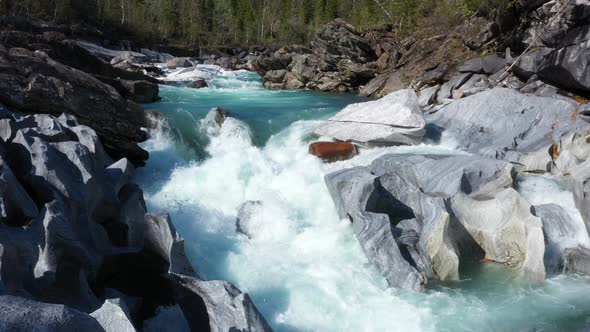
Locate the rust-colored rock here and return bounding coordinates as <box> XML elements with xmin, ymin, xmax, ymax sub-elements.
<box><xmin>309</xmin><ymin>142</ymin><xmax>357</xmax><ymax>163</ymax></box>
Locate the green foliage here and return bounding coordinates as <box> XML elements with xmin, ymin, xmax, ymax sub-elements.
<box><xmin>0</xmin><ymin>0</ymin><xmax>513</xmax><ymax>48</ymax></box>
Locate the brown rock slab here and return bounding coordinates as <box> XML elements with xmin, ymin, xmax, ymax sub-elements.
<box><xmin>309</xmin><ymin>142</ymin><xmax>357</xmax><ymax>163</ymax></box>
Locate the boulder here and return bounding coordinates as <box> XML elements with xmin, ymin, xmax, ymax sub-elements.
<box><xmin>173</xmin><ymin>275</ymin><xmax>273</xmax><ymax>332</ymax></box>
<box><xmin>0</xmin><ymin>296</ymin><xmax>104</xmax><ymax>331</ymax></box>
<box><xmin>201</xmin><ymin>107</ymin><xmax>227</xmax><ymax>136</ymax></box>
<box><xmin>144</xmin><ymin>213</ymin><xmax>197</xmax><ymax>277</ymax></box>
<box><xmin>309</xmin><ymin>141</ymin><xmax>357</xmax><ymax>162</ymax></box>
<box><xmin>90</xmin><ymin>299</ymin><xmax>135</xmax><ymax>332</ymax></box>
<box><xmin>189</xmin><ymin>79</ymin><xmax>208</xmax><ymax>89</ymax></box>
<box><xmin>167</xmin><ymin>57</ymin><xmax>192</xmax><ymax>69</ymax></box>
<box><xmin>324</xmin><ymin>167</ymin><xmax>426</xmax><ymax>290</ymax></box>
<box><xmin>325</xmin><ymin>154</ymin><xmax>548</xmax><ymax>287</ymax></box>
<box><xmin>430</xmin><ymin>88</ymin><xmax>590</xmax><ymax>173</ymax></box>
<box><xmin>312</xmin><ymin>19</ymin><xmax>376</xmax><ymax>66</ymax></box>
<box><xmin>119</xmin><ymin>80</ymin><xmax>160</xmax><ymax>103</ymax></box>
<box><xmin>418</xmin><ymin>85</ymin><xmax>440</xmax><ymax>109</ymax></box>
<box><xmin>313</xmin><ymin>89</ymin><xmax>426</xmax><ymax>146</ymax></box>
<box><xmin>533</xmin><ymin>203</ymin><xmax>588</xmax><ymax>272</ymax></box>
<box><xmin>538</xmin><ymin>40</ymin><xmax>590</xmax><ymax>92</ymax></box>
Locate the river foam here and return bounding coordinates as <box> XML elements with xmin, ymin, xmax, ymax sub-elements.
<box><xmin>139</xmin><ymin>75</ymin><xmax>590</xmax><ymax>332</ymax></box>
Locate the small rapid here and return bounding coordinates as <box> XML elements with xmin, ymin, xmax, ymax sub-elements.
<box><xmin>139</xmin><ymin>71</ymin><xmax>590</xmax><ymax>332</ymax></box>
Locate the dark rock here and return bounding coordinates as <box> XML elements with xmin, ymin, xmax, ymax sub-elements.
<box><xmin>458</xmin><ymin>55</ymin><xmax>507</xmax><ymax>75</ymax></box>
<box><xmin>0</xmin><ymin>49</ymin><xmax>149</xmax><ymax>166</ymax></box>
<box><xmin>537</xmin><ymin>41</ymin><xmax>590</xmax><ymax>92</ymax></box>
<box><xmin>120</xmin><ymin>80</ymin><xmax>160</xmax><ymax>103</ymax></box>
<box><xmin>313</xmin><ymin>19</ymin><xmax>376</xmax><ymax>66</ymax></box>
<box><xmin>416</xmin><ymin>64</ymin><xmax>448</xmax><ymax>85</ymax></box>
<box><xmin>42</xmin><ymin>31</ymin><xmax>67</xmax><ymax>43</ymax></box>
<box><xmin>0</xmin><ymin>296</ymin><xmax>104</xmax><ymax>331</ymax></box>
<box><xmin>0</xmin><ymin>155</ymin><xmax>38</xmax><ymax>226</ymax></box>
<box><xmin>175</xmin><ymin>275</ymin><xmax>273</xmax><ymax>332</ymax></box>
<box><xmin>189</xmin><ymin>79</ymin><xmax>208</xmax><ymax>89</ymax></box>
<box><xmin>309</xmin><ymin>142</ymin><xmax>357</xmax><ymax>162</ymax></box>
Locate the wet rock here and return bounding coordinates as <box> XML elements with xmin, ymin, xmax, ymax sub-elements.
<box><xmin>309</xmin><ymin>141</ymin><xmax>357</xmax><ymax>162</ymax></box>
<box><xmin>0</xmin><ymin>296</ymin><xmax>104</xmax><ymax>331</ymax></box>
<box><xmin>202</xmin><ymin>107</ymin><xmax>227</xmax><ymax>135</ymax></box>
<box><xmin>189</xmin><ymin>79</ymin><xmax>208</xmax><ymax>89</ymax></box>
<box><xmin>562</xmin><ymin>246</ymin><xmax>590</xmax><ymax>276</ymax></box>
<box><xmin>572</xmin><ymin>159</ymin><xmax>590</xmax><ymax>235</ymax></box>
<box><xmin>236</xmin><ymin>201</ymin><xmax>263</xmax><ymax>239</ymax></box>
<box><xmin>533</xmin><ymin>203</ymin><xmax>586</xmax><ymax>272</ymax></box>
<box><xmin>313</xmin><ymin>89</ymin><xmax>425</xmax><ymax>146</ymax></box>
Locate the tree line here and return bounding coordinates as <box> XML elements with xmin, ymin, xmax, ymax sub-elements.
<box><xmin>1</xmin><ymin>0</ymin><xmax>514</xmax><ymax>47</ymax></box>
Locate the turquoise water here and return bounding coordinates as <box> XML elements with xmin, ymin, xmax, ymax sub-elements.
<box><xmin>138</xmin><ymin>71</ymin><xmax>590</xmax><ymax>332</ymax></box>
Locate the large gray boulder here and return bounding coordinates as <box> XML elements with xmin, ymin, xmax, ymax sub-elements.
<box><xmin>313</xmin><ymin>89</ymin><xmax>426</xmax><ymax>146</ymax></box>
<box><xmin>0</xmin><ymin>295</ymin><xmax>104</xmax><ymax>332</ymax></box>
<box><xmin>429</xmin><ymin>88</ymin><xmax>590</xmax><ymax>173</ymax></box>
<box><xmin>325</xmin><ymin>154</ymin><xmax>547</xmax><ymax>287</ymax></box>
<box><xmin>325</xmin><ymin>167</ymin><xmax>426</xmax><ymax>290</ymax></box>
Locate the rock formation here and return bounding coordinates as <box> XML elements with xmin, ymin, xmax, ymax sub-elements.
<box><xmin>313</xmin><ymin>89</ymin><xmax>426</xmax><ymax>146</ymax></box>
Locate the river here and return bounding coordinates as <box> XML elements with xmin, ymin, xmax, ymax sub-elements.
<box><xmin>137</xmin><ymin>70</ymin><xmax>590</xmax><ymax>332</ymax></box>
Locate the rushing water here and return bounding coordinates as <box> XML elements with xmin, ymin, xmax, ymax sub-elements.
<box><xmin>138</xmin><ymin>71</ymin><xmax>590</xmax><ymax>332</ymax></box>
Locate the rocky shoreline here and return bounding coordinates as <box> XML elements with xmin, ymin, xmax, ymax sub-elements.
<box><xmin>0</xmin><ymin>16</ymin><xmax>271</xmax><ymax>332</ymax></box>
